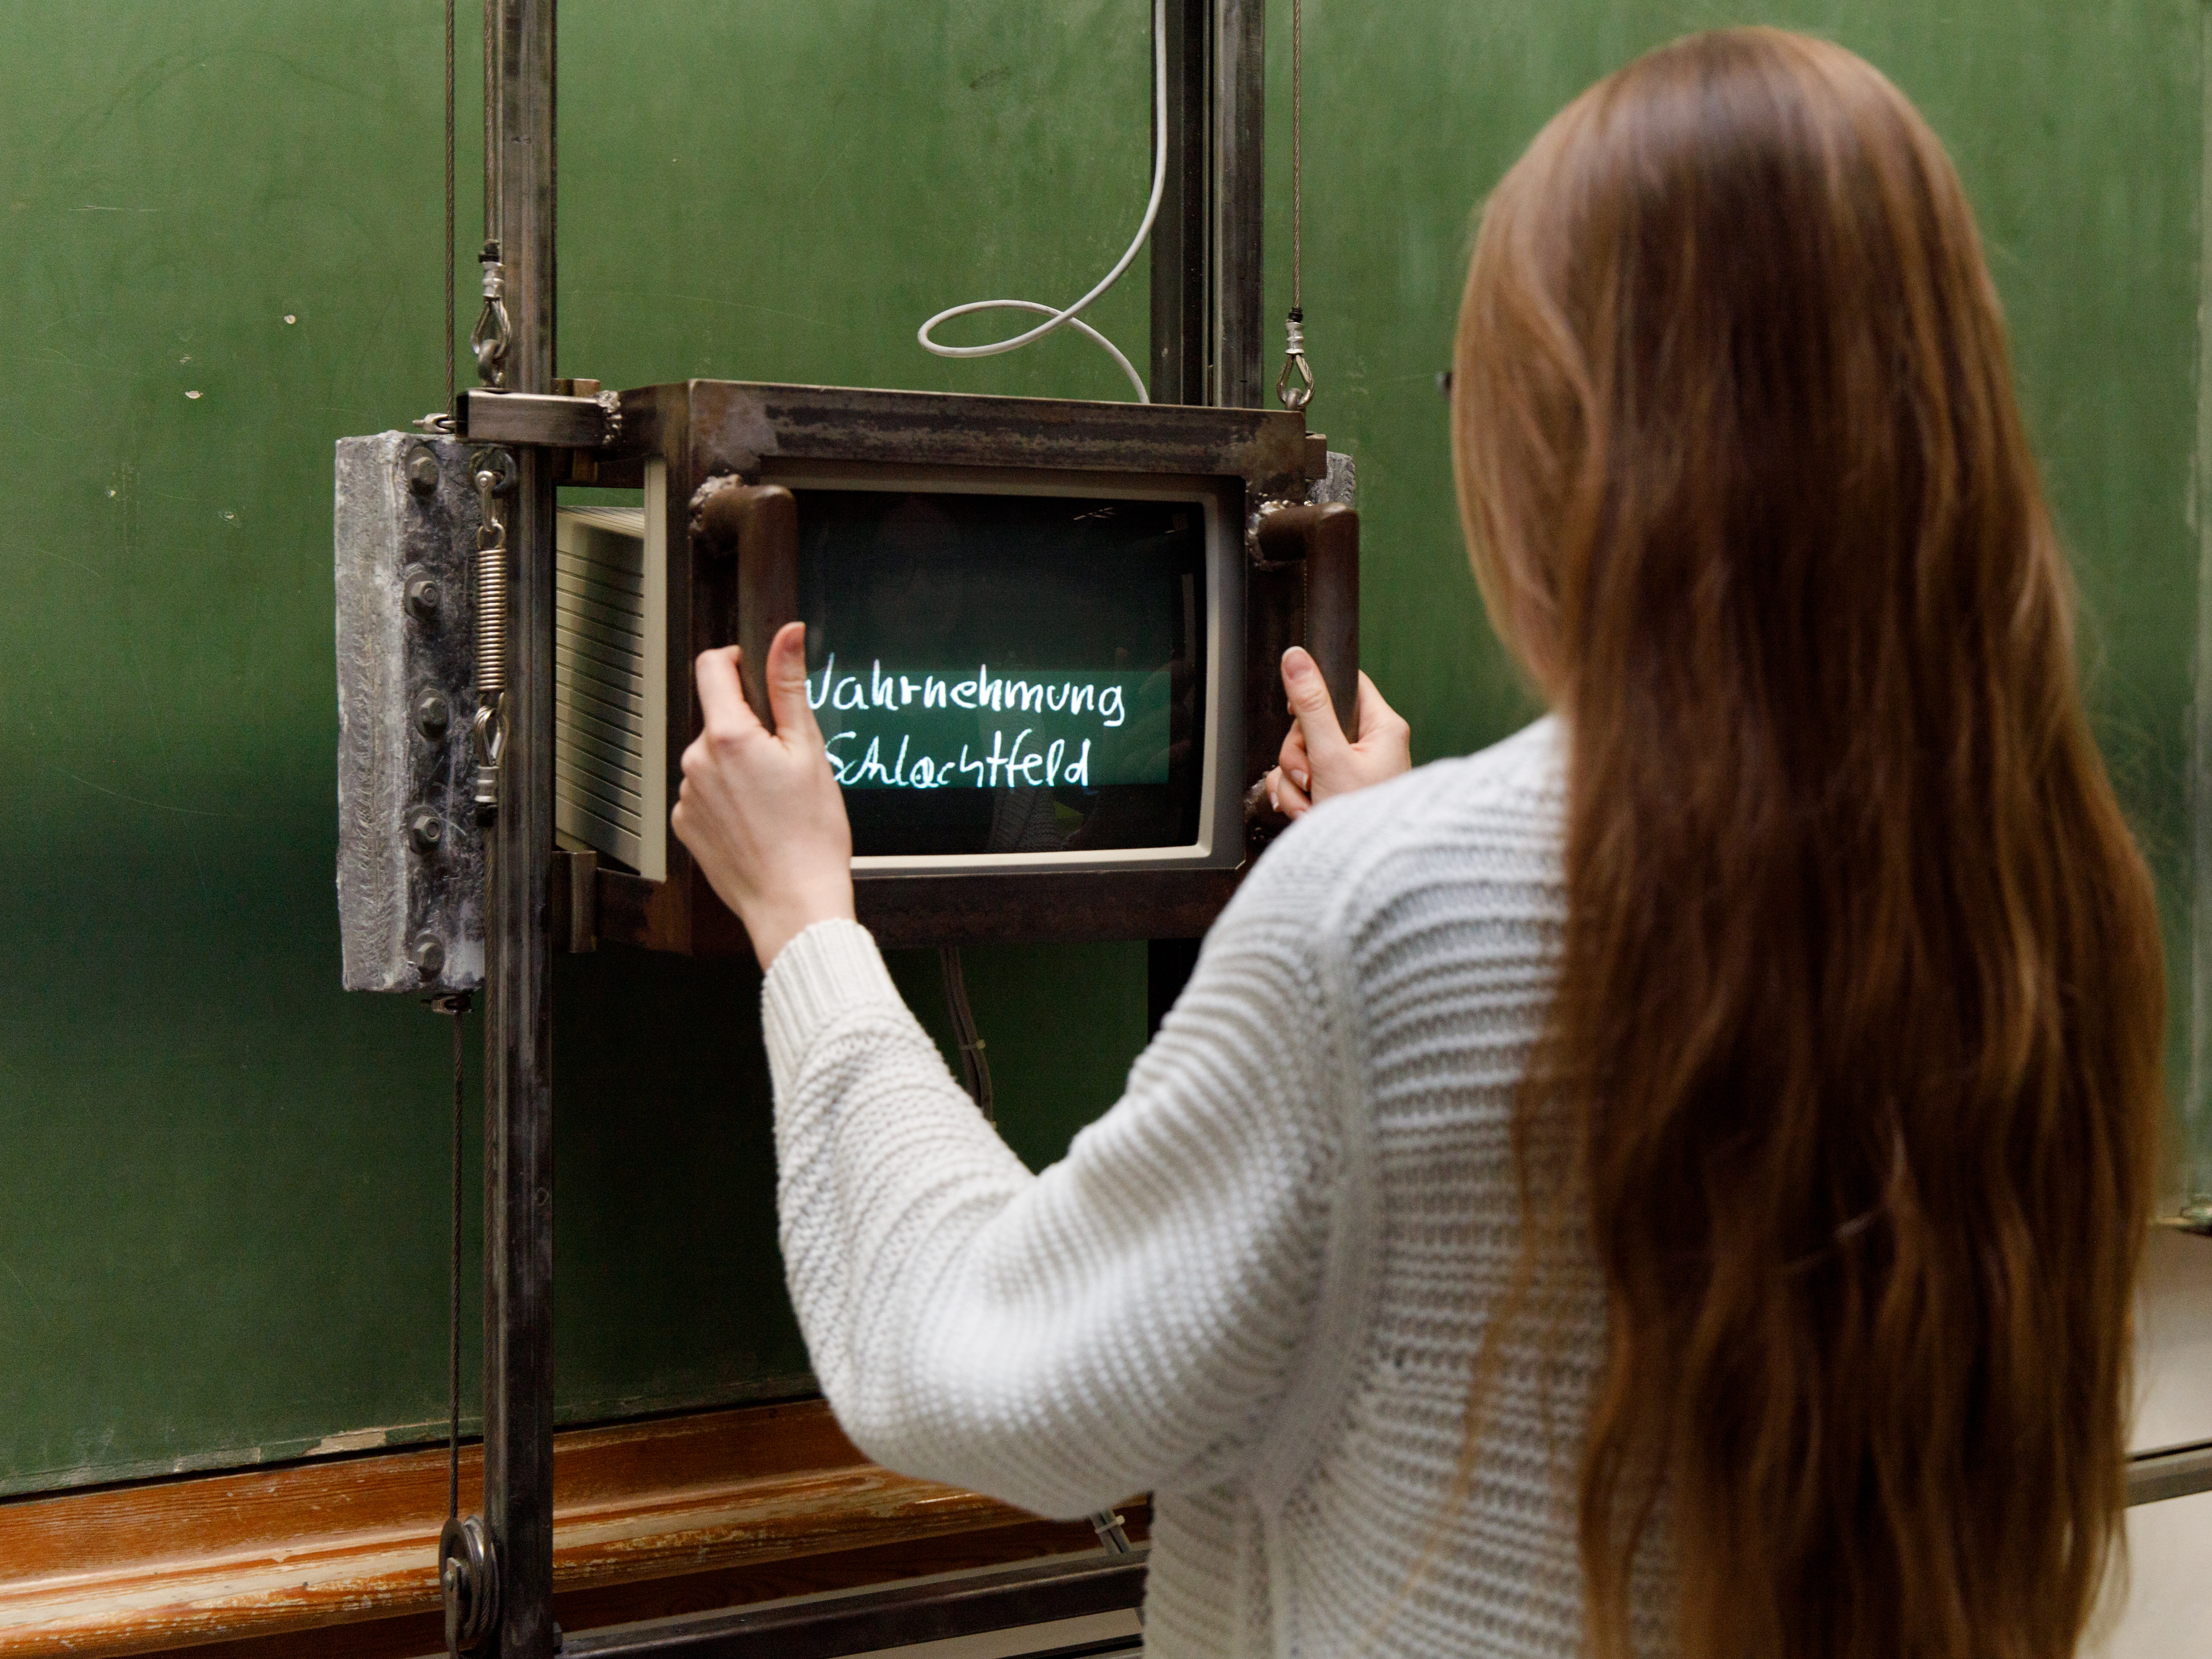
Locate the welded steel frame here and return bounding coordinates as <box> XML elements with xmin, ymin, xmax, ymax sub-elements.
<box><xmin>577</xmin><ymin>379</ymin><xmax>1326</xmax><ymax>957</ymax></box>
<box><xmin>472</xmin><ymin>2</ymin><xmax>1265</xmax><ymax>1653</ymax></box>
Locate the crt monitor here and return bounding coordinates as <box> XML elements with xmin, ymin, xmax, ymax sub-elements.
<box><xmin>536</xmin><ymin>379</ymin><xmax>1354</xmax><ymax>952</ymax></box>
<box><xmin>792</xmin><ymin>472</ymin><xmax>1217</xmax><ymax>865</ymax></box>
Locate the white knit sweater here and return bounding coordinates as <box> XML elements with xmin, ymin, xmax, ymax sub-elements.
<box><xmin>762</xmin><ymin>717</ymin><xmax>1672</xmax><ymax>1657</ymax></box>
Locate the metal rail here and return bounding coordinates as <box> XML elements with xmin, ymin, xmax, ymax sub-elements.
<box><xmin>560</xmin><ymin>1552</ymin><xmax>1147</xmax><ymax>1659</ymax></box>
<box><xmin>479</xmin><ymin>2</ymin><xmax>559</xmax><ymax>1656</ymax></box>
<box><xmin>1146</xmin><ymin>0</ymin><xmax>1265</xmax><ymax>411</ymax></box>
<box><xmin>1147</xmin><ymin>0</ymin><xmax>1266</xmax><ymax>1022</ymax></box>
<box><xmin>2128</xmin><ymin>1441</ymin><xmax>2212</xmax><ymax>1507</ymax></box>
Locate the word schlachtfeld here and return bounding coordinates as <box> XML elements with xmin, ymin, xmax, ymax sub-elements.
<box><xmin>826</xmin><ymin>724</ymin><xmax>1092</xmax><ymax>791</ymax></box>
<box><xmin>806</xmin><ymin>655</ymin><xmax>1161</xmax><ymax>791</ymax></box>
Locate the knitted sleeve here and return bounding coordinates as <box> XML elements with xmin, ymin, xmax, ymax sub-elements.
<box><xmin>761</xmin><ymin>838</ymin><xmax>1349</xmax><ymax>1521</ymax></box>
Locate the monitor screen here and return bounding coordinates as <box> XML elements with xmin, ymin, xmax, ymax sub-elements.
<box><xmin>793</xmin><ymin>486</ymin><xmax>1208</xmax><ymax>859</ymax></box>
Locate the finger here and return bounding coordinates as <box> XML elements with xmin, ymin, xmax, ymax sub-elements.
<box><xmin>1282</xmin><ymin>646</ymin><xmax>1350</xmax><ymax>771</ymax></box>
<box><xmin>1276</xmin><ymin>766</ymin><xmax>1313</xmax><ymax>818</ymax></box>
<box><xmin>695</xmin><ymin>646</ymin><xmax>761</xmax><ymax>742</ymax></box>
<box><xmin>764</xmin><ymin>622</ymin><xmax>823</xmax><ymax>750</ymax></box>
<box><xmin>1277</xmin><ymin>721</ymin><xmax>1312</xmax><ymax>795</ymax></box>
<box><xmin>1350</xmin><ymin>671</ymin><xmax>1409</xmax><ymax>747</ymax></box>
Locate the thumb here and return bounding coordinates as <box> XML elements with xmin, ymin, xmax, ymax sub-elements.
<box><xmin>1282</xmin><ymin>646</ymin><xmax>1349</xmax><ymax>770</ymax></box>
<box><xmin>765</xmin><ymin>621</ymin><xmax>822</xmax><ymax>748</ymax></box>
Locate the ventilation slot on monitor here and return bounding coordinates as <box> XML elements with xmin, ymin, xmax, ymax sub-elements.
<box><xmin>555</xmin><ymin>493</ymin><xmax>666</xmax><ymax>880</ymax></box>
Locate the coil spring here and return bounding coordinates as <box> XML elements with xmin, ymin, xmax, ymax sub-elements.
<box><xmin>472</xmin><ymin>541</ymin><xmax>508</xmax><ymax>698</ymax></box>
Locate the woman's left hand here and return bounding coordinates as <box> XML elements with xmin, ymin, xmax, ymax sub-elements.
<box><xmin>670</xmin><ymin>622</ymin><xmax>855</xmax><ymax>970</ymax></box>
<box><xmin>1264</xmin><ymin>649</ymin><xmax>1412</xmax><ymax>821</ymax></box>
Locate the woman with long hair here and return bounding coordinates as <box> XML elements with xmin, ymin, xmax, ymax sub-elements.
<box><xmin>671</xmin><ymin>27</ymin><xmax>2166</xmax><ymax>1658</ymax></box>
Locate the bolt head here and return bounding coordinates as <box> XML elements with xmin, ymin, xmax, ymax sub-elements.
<box><xmin>405</xmin><ymin>575</ymin><xmax>442</xmax><ymax>620</ymax></box>
<box><xmin>409</xmin><ymin>808</ymin><xmax>445</xmax><ymax>853</ymax></box>
<box><xmin>415</xmin><ymin>688</ymin><xmax>452</xmax><ymax>740</ymax></box>
<box><xmin>410</xmin><ymin>933</ymin><xmax>446</xmax><ymax>979</ymax></box>
<box><xmin>406</xmin><ymin>448</ymin><xmax>441</xmax><ymax>494</ymax></box>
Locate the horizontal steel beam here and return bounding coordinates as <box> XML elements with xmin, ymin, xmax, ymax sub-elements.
<box><xmin>2128</xmin><ymin>1441</ymin><xmax>2212</xmax><ymax>1506</ymax></box>
<box><xmin>457</xmin><ymin>389</ymin><xmax>614</xmax><ymax>447</ymax></box>
<box><xmin>559</xmin><ymin>1551</ymin><xmax>1146</xmax><ymax>1659</ymax></box>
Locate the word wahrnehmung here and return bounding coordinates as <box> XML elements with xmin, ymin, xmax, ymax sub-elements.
<box><xmin>807</xmin><ymin>656</ymin><xmax>1129</xmax><ymax>728</ymax></box>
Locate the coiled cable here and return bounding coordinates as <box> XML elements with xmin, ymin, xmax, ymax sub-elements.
<box><xmin>917</xmin><ymin>0</ymin><xmax>1166</xmax><ymax>403</ymax></box>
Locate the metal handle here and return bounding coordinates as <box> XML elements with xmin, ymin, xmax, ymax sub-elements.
<box><xmin>1253</xmin><ymin>502</ymin><xmax>1359</xmax><ymax>732</ymax></box>
<box><xmin>694</xmin><ymin>481</ymin><xmax>802</xmax><ymax>732</ymax></box>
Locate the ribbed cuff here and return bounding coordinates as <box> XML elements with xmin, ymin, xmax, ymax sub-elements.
<box><xmin>761</xmin><ymin>919</ymin><xmax>903</xmax><ymax>1096</ymax></box>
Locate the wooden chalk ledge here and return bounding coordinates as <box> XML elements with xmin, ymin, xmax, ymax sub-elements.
<box><xmin>0</xmin><ymin>1400</ymin><xmax>1142</xmax><ymax>1658</ymax></box>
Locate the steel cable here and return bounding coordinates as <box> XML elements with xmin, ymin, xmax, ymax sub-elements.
<box><xmin>444</xmin><ymin>0</ymin><xmax>456</xmax><ymax>418</ymax></box>
<box><xmin>448</xmin><ymin>996</ymin><xmax>464</xmax><ymax>1521</ymax></box>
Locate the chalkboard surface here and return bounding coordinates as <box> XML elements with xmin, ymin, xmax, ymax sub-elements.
<box><xmin>0</xmin><ymin>0</ymin><xmax>2197</xmax><ymax>1495</ymax></box>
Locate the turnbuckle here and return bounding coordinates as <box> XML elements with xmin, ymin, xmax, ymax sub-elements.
<box><xmin>469</xmin><ymin>450</ymin><xmax>515</xmax><ymax>825</ymax></box>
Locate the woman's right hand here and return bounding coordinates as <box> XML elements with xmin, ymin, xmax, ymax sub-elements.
<box><xmin>670</xmin><ymin>624</ymin><xmax>856</xmax><ymax>971</ymax></box>
<box><xmin>1264</xmin><ymin>647</ymin><xmax>1412</xmax><ymax>821</ymax></box>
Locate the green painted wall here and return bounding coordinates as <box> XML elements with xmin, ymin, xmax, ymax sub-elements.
<box><xmin>0</xmin><ymin>0</ymin><xmax>2198</xmax><ymax>1495</ymax></box>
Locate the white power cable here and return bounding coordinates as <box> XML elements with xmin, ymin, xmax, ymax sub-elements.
<box><xmin>917</xmin><ymin>0</ymin><xmax>1167</xmax><ymax>403</ymax></box>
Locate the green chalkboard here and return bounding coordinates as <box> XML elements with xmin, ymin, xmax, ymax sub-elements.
<box><xmin>0</xmin><ymin>0</ymin><xmax>2198</xmax><ymax>1497</ymax></box>
<box><xmin>0</xmin><ymin>0</ymin><xmax>1156</xmax><ymax>1495</ymax></box>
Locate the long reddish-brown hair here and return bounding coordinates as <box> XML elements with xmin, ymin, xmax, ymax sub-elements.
<box><xmin>1451</xmin><ymin>28</ymin><xmax>2165</xmax><ymax>1659</ymax></box>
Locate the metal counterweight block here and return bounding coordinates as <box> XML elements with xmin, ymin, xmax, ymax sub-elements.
<box><xmin>335</xmin><ymin>432</ymin><xmax>488</xmax><ymax>993</ymax></box>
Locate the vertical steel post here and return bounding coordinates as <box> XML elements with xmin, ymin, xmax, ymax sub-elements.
<box><xmin>1210</xmin><ymin>0</ymin><xmax>1266</xmax><ymax>412</ymax></box>
<box><xmin>483</xmin><ymin>2</ymin><xmax>558</xmax><ymax>1656</ymax></box>
<box><xmin>1150</xmin><ymin>0</ymin><xmax>1264</xmax><ymax>1022</ymax></box>
<box><xmin>1149</xmin><ymin>0</ymin><xmax>1209</xmax><ymax>407</ymax></box>
<box><xmin>1148</xmin><ymin>0</ymin><xmax>1264</xmax><ymax>410</ymax></box>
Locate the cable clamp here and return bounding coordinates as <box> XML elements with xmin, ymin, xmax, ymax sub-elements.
<box><xmin>471</xmin><ymin>244</ymin><xmax>512</xmax><ymax>388</ymax></box>
<box><xmin>1276</xmin><ymin>310</ymin><xmax>1314</xmax><ymax>411</ymax></box>
<box><xmin>471</xmin><ymin>698</ymin><xmax>507</xmax><ymax>825</ymax></box>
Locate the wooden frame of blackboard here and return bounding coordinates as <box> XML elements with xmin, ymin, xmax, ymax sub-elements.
<box><xmin>573</xmin><ymin>378</ymin><xmax>1355</xmax><ymax>954</ymax></box>
<box><xmin>0</xmin><ymin>1400</ymin><xmax>1144</xmax><ymax>1656</ymax></box>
